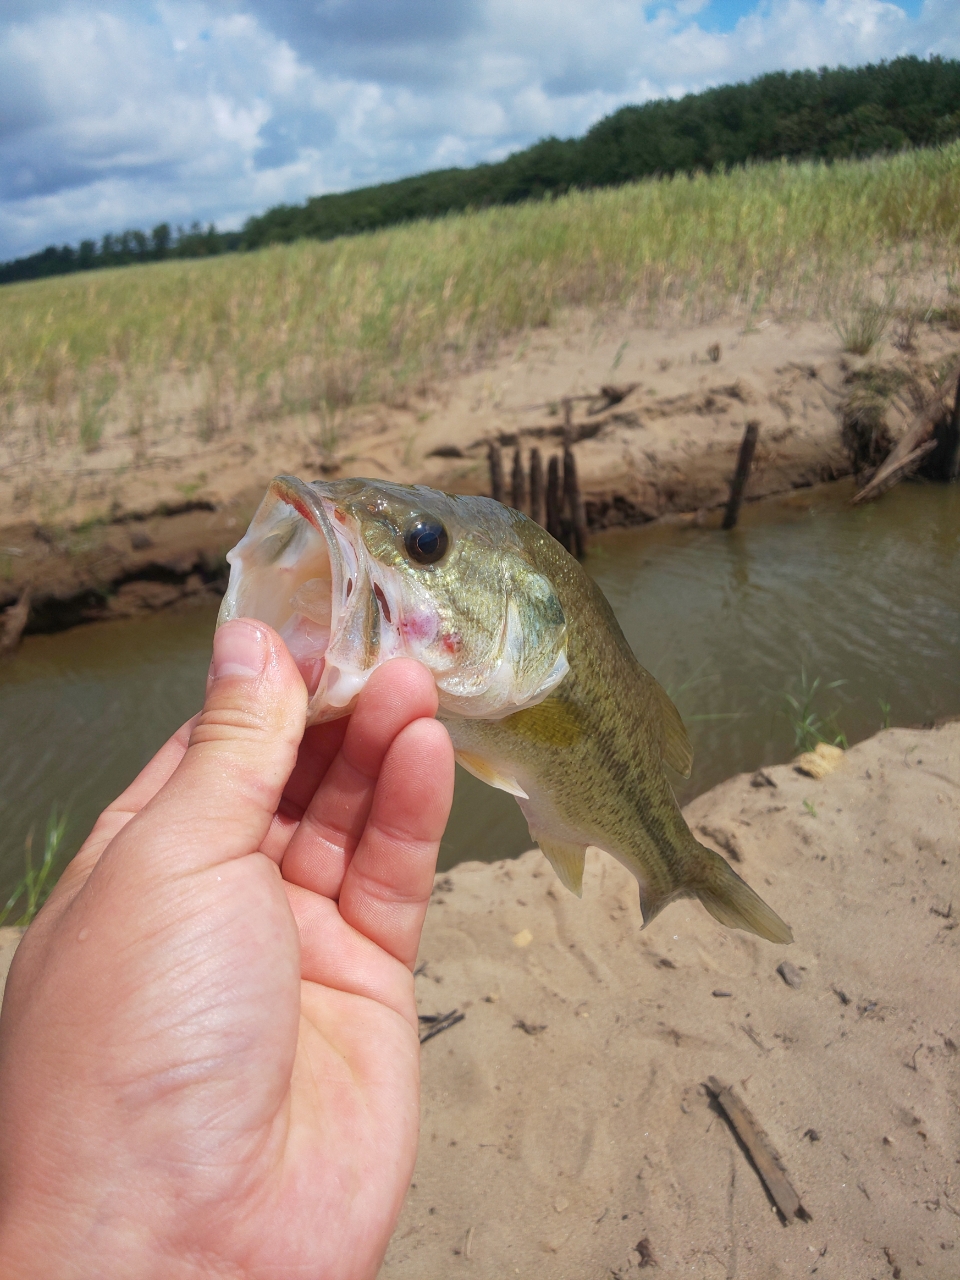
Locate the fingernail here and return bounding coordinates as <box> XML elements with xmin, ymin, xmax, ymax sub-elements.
<box><xmin>213</xmin><ymin>620</ymin><xmax>267</xmax><ymax>680</ymax></box>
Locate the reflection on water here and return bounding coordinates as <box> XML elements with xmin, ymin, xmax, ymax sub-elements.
<box><xmin>1</xmin><ymin>480</ymin><xmax>958</xmax><ymax>893</ymax></box>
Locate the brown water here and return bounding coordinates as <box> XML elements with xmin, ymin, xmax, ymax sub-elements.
<box><xmin>1</xmin><ymin>480</ymin><xmax>958</xmax><ymax>898</ymax></box>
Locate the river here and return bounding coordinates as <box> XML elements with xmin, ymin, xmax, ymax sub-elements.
<box><xmin>1</xmin><ymin>479</ymin><xmax>958</xmax><ymax>899</ymax></box>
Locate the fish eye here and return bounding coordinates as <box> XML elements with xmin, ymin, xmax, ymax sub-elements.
<box><xmin>403</xmin><ymin>516</ymin><xmax>449</xmax><ymax>565</ymax></box>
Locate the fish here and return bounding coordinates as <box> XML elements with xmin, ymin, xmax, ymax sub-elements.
<box><xmin>219</xmin><ymin>475</ymin><xmax>792</xmax><ymax>944</ymax></box>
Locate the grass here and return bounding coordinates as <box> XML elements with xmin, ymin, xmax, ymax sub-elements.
<box><xmin>836</xmin><ymin>301</ymin><xmax>890</xmax><ymax>355</ymax></box>
<box><xmin>2</xmin><ymin>142</ymin><xmax>960</xmax><ymax>456</ymax></box>
<box><xmin>0</xmin><ymin>807</ymin><xmax>68</xmax><ymax>929</ymax></box>
<box><xmin>782</xmin><ymin>670</ymin><xmax>848</xmax><ymax>754</ymax></box>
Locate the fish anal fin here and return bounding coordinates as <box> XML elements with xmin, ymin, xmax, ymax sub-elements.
<box><xmin>536</xmin><ymin>836</ymin><xmax>586</xmax><ymax>898</ymax></box>
<box><xmin>654</xmin><ymin>681</ymin><xmax>693</xmax><ymax>779</ymax></box>
<box><xmin>455</xmin><ymin>750</ymin><xmax>528</xmax><ymax>799</ymax></box>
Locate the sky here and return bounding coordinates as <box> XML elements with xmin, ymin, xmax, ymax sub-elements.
<box><xmin>1</xmin><ymin>0</ymin><xmax>958</xmax><ymax>260</ymax></box>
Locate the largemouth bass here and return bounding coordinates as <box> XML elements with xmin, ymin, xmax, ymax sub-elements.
<box><xmin>219</xmin><ymin>475</ymin><xmax>792</xmax><ymax>944</ymax></box>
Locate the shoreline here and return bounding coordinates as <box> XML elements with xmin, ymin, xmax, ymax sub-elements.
<box><xmin>3</xmin><ymin>312</ymin><xmax>958</xmax><ymax>641</ymax></box>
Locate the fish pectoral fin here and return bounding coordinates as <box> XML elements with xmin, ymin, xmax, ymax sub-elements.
<box><xmin>455</xmin><ymin>750</ymin><xmax>529</xmax><ymax>799</ymax></box>
<box><xmin>536</xmin><ymin>836</ymin><xmax>587</xmax><ymax>898</ymax></box>
<box><xmin>653</xmin><ymin>680</ymin><xmax>693</xmax><ymax>779</ymax></box>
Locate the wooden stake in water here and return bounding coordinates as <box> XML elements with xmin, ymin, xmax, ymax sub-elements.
<box><xmin>546</xmin><ymin>455</ymin><xmax>564</xmax><ymax>545</ymax></box>
<box><xmin>563</xmin><ymin>444</ymin><xmax>589</xmax><ymax>558</ymax></box>
<box><xmin>722</xmin><ymin>420</ymin><xmax>759</xmax><ymax>530</ymax></box>
<box><xmin>562</xmin><ymin>397</ymin><xmax>573</xmax><ymax>437</ymax></box>
<box><xmin>945</xmin><ymin>368</ymin><xmax>960</xmax><ymax>482</ymax></box>
<box><xmin>487</xmin><ymin>441</ymin><xmax>505</xmax><ymax>504</ymax></box>
<box><xmin>529</xmin><ymin>448</ymin><xmax>545</xmax><ymax>526</ymax></box>
<box><xmin>511</xmin><ymin>446</ymin><xmax>527</xmax><ymax>512</ymax></box>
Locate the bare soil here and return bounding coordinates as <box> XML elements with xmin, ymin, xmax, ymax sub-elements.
<box><xmin>2</xmin><ymin>313</ymin><xmax>958</xmax><ymax>636</ymax></box>
<box><xmin>388</xmin><ymin>723</ymin><xmax>960</xmax><ymax>1278</ymax></box>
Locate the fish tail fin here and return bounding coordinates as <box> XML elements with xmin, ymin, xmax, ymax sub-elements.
<box><xmin>693</xmin><ymin>843</ymin><xmax>793</xmax><ymax>944</ymax></box>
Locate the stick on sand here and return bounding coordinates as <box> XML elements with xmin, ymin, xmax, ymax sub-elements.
<box><xmin>706</xmin><ymin>1076</ymin><xmax>810</xmax><ymax>1223</ymax></box>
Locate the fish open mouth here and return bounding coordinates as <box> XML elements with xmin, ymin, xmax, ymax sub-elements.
<box><xmin>218</xmin><ymin>476</ymin><xmax>373</xmax><ymax>719</ymax></box>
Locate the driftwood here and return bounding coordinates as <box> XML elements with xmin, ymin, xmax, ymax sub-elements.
<box><xmin>0</xmin><ymin>588</ymin><xmax>30</xmax><ymax>656</ymax></box>
<box><xmin>706</xmin><ymin>1076</ymin><xmax>810</xmax><ymax>1223</ymax></box>
<box><xmin>852</xmin><ymin>360</ymin><xmax>960</xmax><ymax>506</ymax></box>
<box><xmin>722</xmin><ymin>421</ymin><xmax>760</xmax><ymax>530</ymax></box>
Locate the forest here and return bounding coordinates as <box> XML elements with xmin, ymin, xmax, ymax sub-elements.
<box><xmin>3</xmin><ymin>54</ymin><xmax>959</xmax><ymax>286</ymax></box>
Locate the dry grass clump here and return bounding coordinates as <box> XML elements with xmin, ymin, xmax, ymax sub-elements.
<box><xmin>2</xmin><ymin>142</ymin><xmax>960</xmax><ymax>457</ymax></box>
<box><xmin>836</xmin><ymin>302</ymin><xmax>891</xmax><ymax>355</ymax></box>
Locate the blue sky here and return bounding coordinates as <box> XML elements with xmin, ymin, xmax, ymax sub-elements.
<box><xmin>1</xmin><ymin>0</ymin><xmax>958</xmax><ymax>260</ymax></box>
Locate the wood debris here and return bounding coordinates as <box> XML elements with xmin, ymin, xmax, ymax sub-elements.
<box><xmin>852</xmin><ymin>359</ymin><xmax>960</xmax><ymax>505</ymax></box>
<box><xmin>706</xmin><ymin>1076</ymin><xmax>811</xmax><ymax>1223</ymax></box>
<box><xmin>418</xmin><ymin>1009</ymin><xmax>465</xmax><ymax>1045</ymax></box>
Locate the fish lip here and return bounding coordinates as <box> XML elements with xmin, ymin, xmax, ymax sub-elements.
<box><xmin>267</xmin><ymin>475</ymin><xmax>379</xmax><ymax>719</ymax></box>
<box><xmin>268</xmin><ymin>473</ymin><xmax>347</xmax><ymax>610</ymax></box>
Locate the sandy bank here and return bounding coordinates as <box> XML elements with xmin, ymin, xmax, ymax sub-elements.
<box><xmin>390</xmin><ymin>724</ymin><xmax>959</xmax><ymax>1278</ymax></box>
<box><xmin>0</xmin><ymin>726</ymin><xmax>956</xmax><ymax>1274</ymax></box>
<box><xmin>3</xmin><ymin>312</ymin><xmax>958</xmax><ymax>638</ymax></box>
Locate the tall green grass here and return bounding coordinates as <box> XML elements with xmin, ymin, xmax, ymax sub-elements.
<box><xmin>0</xmin><ymin>808</ymin><xmax>68</xmax><ymax>929</ymax></box>
<box><xmin>3</xmin><ymin>143</ymin><xmax>960</xmax><ymax>446</ymax></box>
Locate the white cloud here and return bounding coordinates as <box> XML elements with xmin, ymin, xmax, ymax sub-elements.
<box><xmin>0</xmin><ymin>0</ymin><xmax>958</xmax><ymax>259</ymax></box>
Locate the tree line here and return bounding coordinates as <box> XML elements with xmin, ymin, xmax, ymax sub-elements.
<box><xmin>0</xmin><ymin>222</ymin><xmax>243</xmax><ymax>286</ymax></box>
<box><xmin>4</xmin><ymin>55</ymin><xmax>959</xmax><ymax>286</ymax></box>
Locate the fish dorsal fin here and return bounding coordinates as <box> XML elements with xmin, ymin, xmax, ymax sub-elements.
<box><xmin>653</xmin><ymin>681</ymin><xmax>693</xmax><ymax>779</ymax></box>
<box><xmin>536</xmin><ymin>836</ymin><xmax>586</xmax><ymax>898</ymax></box>
<box><xmin>455</xmin><ymin>750</ymin><xmax>529</xmax><ymax>799</ymax></box>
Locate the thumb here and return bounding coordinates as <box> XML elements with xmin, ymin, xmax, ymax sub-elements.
<box><xmin>122</xmin><ymin>619</ymin><xmax>308</xmax><ymax>875</ymax></box>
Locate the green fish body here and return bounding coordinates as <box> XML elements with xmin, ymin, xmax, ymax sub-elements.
<box><xmin>220</xmin><ymin>476</ymin><xmax>791</xmax><ymax>944</ymax></box>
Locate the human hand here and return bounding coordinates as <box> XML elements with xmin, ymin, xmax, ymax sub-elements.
<box><xmin>0</xmin><ymin>620</ymin><xmax>455</xmax><ymax>1280</ymax></box>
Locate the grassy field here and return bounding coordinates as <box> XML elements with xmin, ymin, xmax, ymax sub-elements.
<box><xmin>2</xmin><ymin>142</ymin><xmax>960</xmax><ymax>453</ymax></box>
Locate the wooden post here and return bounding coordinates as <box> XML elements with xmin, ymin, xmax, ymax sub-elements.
<box><xmin>563</xmin><ymin>444</ymin><xmax>589</xmax><ymax>558</ymax></box>
<box><xmin>487</xmin><ymin>441</ymin><xmax>504</xmax><ymax>504</ymax></box>
<box><xmin>529</xmin><ymin>448</ymin><xmax>545</xmax><ymax>526</ymax></box>
<box><xmin>510</xmin><ymin>446</ymin><xmax>527</xmax><ymax>512</ymax></box>
<box><xmin>945</xmin><ymin>367</ymin><xmax>960</xmax><ymax>482</ymax></box>
<box><xmin>0</xmin><ymin>588</ymin><xmax>30</xmax><ymax>656</ymax></box>
<box><xmin>722</xmin><ymin>420</ymin><xmax>759</xmax><ymax>530</ymax></box>
<box><xmin>546</xmin><ymin>455</ymin><xmax>564</xmax><ymax>545</ymax></box>
<box><xmin>562</xmin><ymin>397</ymin><xmax>573</xmax><ymax>440</ymax></box>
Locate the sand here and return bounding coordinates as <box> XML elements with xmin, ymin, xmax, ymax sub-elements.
<box><xmin>0</xmin><ymin>724</ymin><xmax>956</xmax><ymax>1277</ymax></box>
<box><xmin>4</xmin><ymin>311</ymin><xmax>959</xmax><ymax>637</ymax></box>
<box><xmin>388</xmin><ymin>724</ymin><xmax>960</xmax><ymax>1279</ymax></box>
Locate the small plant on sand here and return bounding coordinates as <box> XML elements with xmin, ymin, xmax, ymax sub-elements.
<box><xmin>0</xmin><ymin>807</ymin><xmax>68</xmax><ymax>928</ymax></box>
<box><xmin>836</xmin><ymin>302</ymin><xmax>889</xmax><ymax>356</ymax></box>
<box><xmin>782</xmin><ymin>670</ymin><xmax>847</xmax><ymax>754</ymax></box>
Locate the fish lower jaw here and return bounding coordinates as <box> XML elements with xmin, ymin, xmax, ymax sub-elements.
<box><xmin>306</xmin><ymin>661</ymin><xmax>375</xmax><ymax>723</ymax></box>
